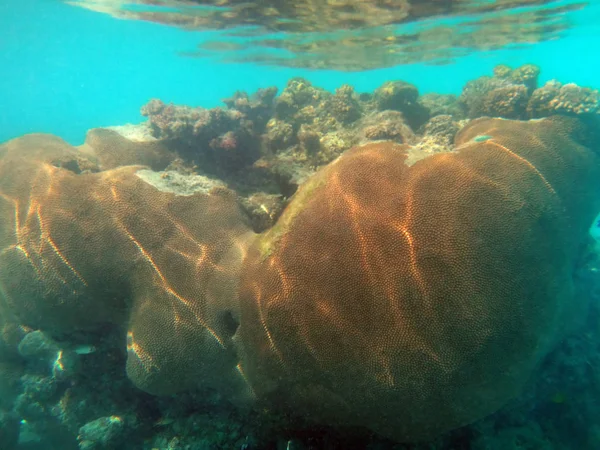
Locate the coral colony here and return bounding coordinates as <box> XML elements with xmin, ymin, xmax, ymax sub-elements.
<box><xmin>2</xmin><ymin>65</ymin><xmax>600</xmax><ymax>449</ymax></box>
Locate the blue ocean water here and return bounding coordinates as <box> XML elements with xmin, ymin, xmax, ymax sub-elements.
<box><xmin>3</xmin><ymin>2</ymin><xmax>600</xmax><ymax>450</ymax></box>
<box><xmin>0</xmin><ymin>0</ymin><xmax>599</xmax><ymax>144</ymax></box>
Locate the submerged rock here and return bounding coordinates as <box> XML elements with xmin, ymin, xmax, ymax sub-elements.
<box><xmin>18</xmin><ymin>331</ymin><xmax>81</xmax><ymax>381</ymax></box>
<box><xmin>78</xmin><ymin>416</ymin><xmax>126</xmax><ymax>450</ymax></box>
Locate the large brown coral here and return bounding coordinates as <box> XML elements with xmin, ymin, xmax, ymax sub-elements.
<box><xmin>235</xmin><ymin>116</ymin><xmax>600</xmax><ymax>441</ymax></box>
<box><xmin>0</xmin><ymin>133</ymin><xmax>255</xmax><ymax>396</ymax></box>
<box><xmin>1</xmin><ymin>116</ymin><xmax>600</xmax><ymax>443</ymax></box>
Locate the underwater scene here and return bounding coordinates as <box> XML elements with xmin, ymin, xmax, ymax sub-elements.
<box><xmin>3</xmin><ymin>0</ymin><xmax>600</xmax><ymax>449</ymax></box>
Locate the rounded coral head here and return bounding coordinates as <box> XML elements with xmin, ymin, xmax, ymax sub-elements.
<box><xmin>235</xmin><ymin>117</ymin><xmax>600</xmax><ymax>442</ymax></box>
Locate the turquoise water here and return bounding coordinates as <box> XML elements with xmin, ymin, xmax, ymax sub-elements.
<box><xmin>1</xmin><ymin>0</ymin><xmax>599</xmax><ymax>144</ymax></box>
<box><xmin>3</xmin><ymin>1</ymin><xmax>600</xmax><ymax>449</ymax></box>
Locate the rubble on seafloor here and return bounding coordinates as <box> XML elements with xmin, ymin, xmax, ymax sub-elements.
<box><xmin>1</xmin><ymin>64</ymin><xmax>600</xmax><ymax>450</ymax></box>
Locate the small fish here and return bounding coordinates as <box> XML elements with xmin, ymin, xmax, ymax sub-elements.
<box><xmin>474</xmin><ymin>135</ymin><xmax>492</xmax><ymax>142</ymax></box>
<box><xmin>74</xmin><ymin>344</ymin><xmax>96</xmax><ymax>355</ymax></box>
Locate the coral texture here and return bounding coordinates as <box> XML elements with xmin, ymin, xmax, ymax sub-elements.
<box><xmin>1</xmin><ymin>87</ymin><xmax>600</xmax><ymax>447</ymax></box>
<box><xmin>81</xmin><ymin>128</ymin><xmax>177</xmax><ymax>171</ymax></box>
<box><xmin>0</xmin><ymin>133</ymin><xmax>255</xmax><ymax>396</ymax></box>
<box><xmin>528</xmin><ymin>80</ymin><xmax>600</xmax><ymax>117</ymax></box>
<box><xmin>235</xmin><ymin>116</ymin><xmax>600</xmax><ymax>441</ymax></box>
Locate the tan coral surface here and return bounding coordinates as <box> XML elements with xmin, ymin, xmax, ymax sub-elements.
<box><xmin>0</xmin><ymin>132</ymin><xmax>255</xmax><ymax>396</ymax></box>
<box><xmin>0</xmin><ymin>116</ymin><xmax>599</xmax><ymax>442</ymax></box>
<box><xmin>235</xmin><ymin>116</ymin><xmax>600</xmax><ymax>441</ymax></box>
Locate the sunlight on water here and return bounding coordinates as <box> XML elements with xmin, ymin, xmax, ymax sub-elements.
<box><xmin>65</xmin><ymin>0</ymin><xmax>592</xmax><ymax>70</ymax></box>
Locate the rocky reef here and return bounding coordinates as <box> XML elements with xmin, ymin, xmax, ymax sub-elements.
<box><xmin>2</xmin><ymin>65</ymin><xmax>600</xmax><ymax>449</ymax></box>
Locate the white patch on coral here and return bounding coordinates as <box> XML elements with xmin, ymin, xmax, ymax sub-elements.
<box><xmin>136</xmin><ymin>169</ymin><xmax>226</xmax><ymax>196</ymax></box>
<box><xmin>105</xmin><ymin>122</ymin><xmax>156</xmax><ymax>142</ymax></box>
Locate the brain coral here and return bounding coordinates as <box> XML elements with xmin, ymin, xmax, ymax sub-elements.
<box><xmin>235</xmin><ymin>116</ymin><xmax>600</xmax><ymax>441</ymax></box>
<box><xmin>1</xmin><ymin>116</ymin><xmax>599</xmax><ymax>443</ymax></box>
<box><xmin>81</xmin><ymin>128</ymin><xmax>177</xmax><ymax>171</ymax></box>
<box><xmin>0</xmin><ymin>133</ymin><xmax>255</xmax><ymax>396</ymax></box>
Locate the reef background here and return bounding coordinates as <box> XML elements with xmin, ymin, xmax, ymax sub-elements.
<box><xmin>0</xmin><ymin>0</ymin><xmax>599</xmax><ymax>144</ymax></box>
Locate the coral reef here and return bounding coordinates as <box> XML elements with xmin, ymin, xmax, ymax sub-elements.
<box><xmin>2</xmin><ymin>67</ymin><xmax>600</xmax><ymax>449</ymax></box>
<box><xmin>137</xmin><ymin>69</ymin><xmax>598</xmax><ymax>197</ymax></box>
<box><xmin>236</xmin><ymin>116</ymin><xmax>600</xmax><ymax>442</ymax></box>
<box><xmin>493</xmin><ymin>63</ymin><xmax>541</xmax><ymax>92</ymax></box>
<box><xmin>459</xmin><ymin>64</ymin><xmax>539</xmax><ymax>119</ymax></box>
<box><xmin>460</xmin><ymin>64</ymin><xmax>600</xmax><ymax>121</ymax></box>
<box><xmin>0</xmin><ymin>133</ymin><xmax>255</xmax><ymax>400</ymax></box>
<box><xmin>373</xmin><ymin>80</ymin><xmax>429</xmax><ymax>129</ymax></box>
<box><xmin>141</xmin><ymin>98</ymin><xmax>260</xmax><ymax>173</ymax></box>
<box><xmin>141</xmin><ymin>78</ymin><xmax>433</xmax><ymax>192</ymax></box>
<box><xmin>409</xmin><ymin>114</ymin><xmax>463</xmax><ymax>161</ymax></box>
<box><xmin>528</xmin><ymin>80</ymin><xmax>600</xmax><ymax>117</ymax></box>
<box><xmin>418</xmin><ymin>93</ymin><xmax>464</xmax><ymax>119</ymax></box>
<box><xmin>360</xmin><ymin>110</ymin><xmax>415</xmax><ymax>144</ymax></box>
